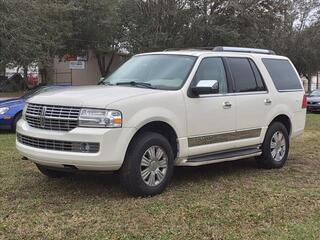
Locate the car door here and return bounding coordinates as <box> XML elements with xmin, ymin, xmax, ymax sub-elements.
<box><xmin>226</xmin><ymin>57</ymin><xmax>271</xmax><ymax>148</ymax></box>
<box><xmin>185</xmin><ymin>57</ymin><xmax>237</xmax><ymax>156</ymax></box>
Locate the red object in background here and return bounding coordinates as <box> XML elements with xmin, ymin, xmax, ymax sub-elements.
<box><xmin>27</xmin><ymin>73</ymin><xmax>38</xmax><ymax>87</ymax></box>
<box><xmin>63</xmin><ymin>54</ymin><xmax>77</xmax><ymax>61</ymax></box>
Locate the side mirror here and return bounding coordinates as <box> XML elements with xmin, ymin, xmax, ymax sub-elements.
<box><xmin>191</xmin><ymin>80</ymin><xmax>219</xmax><ymax>96</ymax></box>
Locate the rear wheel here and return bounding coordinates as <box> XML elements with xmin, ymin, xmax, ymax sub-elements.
<box><xmin>257</xmin><ymin>122</ymin><xmax>289</xmax><ymax>169</ymax></box>
<box><xmin>119</xmin><ymin>132</ymin><xmax>174</xmax><ymax>197</ymax></box>
<box><xmin>36</xmin><ymin>164</ymin><xmax>73</xmax><ymax>178</ymax></box>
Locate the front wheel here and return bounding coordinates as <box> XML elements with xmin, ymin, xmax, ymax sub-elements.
<box><xmin>257</xmin><ymin>122</ymin><xmax>289</xmax><ymax>169</ymax></box>
<box><xmin>119</xmin><ymin>132</ymin><xmax>174</xmax><ymax>197</ymax></box>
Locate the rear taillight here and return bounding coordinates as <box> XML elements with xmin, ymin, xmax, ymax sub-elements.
<box><xmin>302</xmin><ymin>95</ymin><xmax>307</xmax><ymax>109</ymax></box>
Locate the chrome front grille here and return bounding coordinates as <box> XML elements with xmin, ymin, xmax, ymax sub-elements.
<box><xmin>26</xmin><ymin>103</ymin><xmax>81</xmax><ymax>131</ymax></box>
<box><xmin>17</xmin><ymin>134</ymin><xmax>100</xmax><ymax>153</ymax></box>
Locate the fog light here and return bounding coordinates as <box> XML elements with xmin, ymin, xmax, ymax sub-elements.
<box><xmin>80</xmin><ymin>143</ymin><xmax>91</xmax><ymax>152</ymax></box>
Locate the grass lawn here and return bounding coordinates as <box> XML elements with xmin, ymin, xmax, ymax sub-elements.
<box><xmin>0</xmin><ymin>114</ymin><xmax>320</xmax><ymax>240</ymax></box>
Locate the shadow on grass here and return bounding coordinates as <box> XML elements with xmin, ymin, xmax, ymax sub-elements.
<box><xmin>173</xmin><ymin>157</ymin><xmax>258</xmax><ymax>184</ymax></box>
<box><xmin>16</xmin><ymin>157</ymin><xmax>259</xmax><ymax>200</ymax></box>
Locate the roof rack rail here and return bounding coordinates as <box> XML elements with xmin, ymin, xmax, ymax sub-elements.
<box><xmin>213</xmin><ymin>46</ymin><xmax>276</xmax><ymax>55</ymax></box>
<box><xmin>163</xmin><ymin>47</ymin><xmax>215</xmax><ymax>52</ymax></box>
<box><xmin>163</xmin><ymin>46</ymin><xmax>276</xmax><ymax>55</ymax></box>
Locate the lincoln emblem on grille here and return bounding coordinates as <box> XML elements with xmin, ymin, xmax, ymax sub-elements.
<box><xmin>40</xmin><ymin>106</ymin><xmax>47</xmax><ymax>127</ymax></box>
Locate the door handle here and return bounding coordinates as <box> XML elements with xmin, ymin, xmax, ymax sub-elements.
<box><xmin>223</xmin><ymin>101</ymin><xmax>232</xmax><ymax>109</ymax></box>
<box><xmin>264</xmin><ymin>98</ymin><xmax>272</xmax><ymax>105</ymax></box>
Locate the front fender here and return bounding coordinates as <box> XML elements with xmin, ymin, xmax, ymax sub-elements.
<box><xmin>125</xmin><ymin>107</ymin><xmax>185</xmax><ymax>138</ymax></box>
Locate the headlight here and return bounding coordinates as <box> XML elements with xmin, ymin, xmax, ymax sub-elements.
<box><xmin>78</xmin><ymin>109</ymin><xmax>122</xmax><ymax>128</ymax></box>
<box><xmin>0</xmin><ymin>107</ymin><xmax>9</xmax><ymax>115</ymax></box>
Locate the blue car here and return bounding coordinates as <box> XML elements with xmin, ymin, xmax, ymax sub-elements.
<box><xmin>0</xmin><ymin>85</ymin><xmax>66</xmax><ymax>131</ymax></box>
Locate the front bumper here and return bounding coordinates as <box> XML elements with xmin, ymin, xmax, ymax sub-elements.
<box><xmin>16</xmin><ymin>119</ymin><xmax>136</xmax><ymax>171</ymax></box>
<box><xmin>307</xmin><ymin>104</ymin><xmax>320</xmax><ymax>112</ymax></box>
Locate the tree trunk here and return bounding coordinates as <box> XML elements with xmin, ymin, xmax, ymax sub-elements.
<box><xmin>105</xmin><ymin>52</ymin><xmax>115</xmax><ymax>76</ymax></box>
<box><xmin>96</xmin><ymin>52</ymin><xmax>115</xmax><ymax>77</ymax></box>
<box><xmin>96</xmin><ymin>54</ymin><xmax>106</xmax><ymax>77</ymax></box>
<box><xmin>0</xmin><ymin>64</ymin><xmax>5</xmax><ymax>83</ymax></box>
<box><xmin>23</xmin><ymin>65</ymin><xmax>28</xmax><ymax>90</ymax></box>
<box><xmin>306</xmin><ymin>73</ymin><xmax>312</xmax><ymax>94</ymax></box>
<box><xmin>0</xmin><ymin>65</ymin><xmax>5</xmax><ymax>76</ymax></box>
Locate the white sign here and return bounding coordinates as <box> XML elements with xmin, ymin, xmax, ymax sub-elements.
<box><xmin>77</xmin><ymin>56</ymin><xmax>88</xmax><ymax>61</ymax></box>
<box><xmin>69</xmin><ymin>61</ymin><xmax>85</xmax><ymax>70</ymax></box>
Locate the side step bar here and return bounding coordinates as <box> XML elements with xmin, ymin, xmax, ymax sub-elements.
<box><xmin>176</xmin><ymin>145</ymin><xmax>262</xmax><ymax>167</ymax></box>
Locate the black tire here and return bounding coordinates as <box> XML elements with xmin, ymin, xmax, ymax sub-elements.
<box><xmin>36</xmin><ymin>164</ymin><xmax>73</xmax><ymax>178</ymax></box>
<box><xmin>12</xmin><ymin>112</ymin><xmax>22</xmax><ymax>132</ymax></box>
<box><xmin>257</xmin><ymin>122</ymin><xmax>289</xmax><ymax>169</ymax></box>
<box><xmin>119</xmin><ymin>132</ymin><xmax>174</xmax><ymax>197</ymax></box>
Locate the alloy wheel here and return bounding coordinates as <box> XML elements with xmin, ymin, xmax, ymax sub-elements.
<box><xmin>270</xmin><ymin>131</ymin><xmax>286</xmax><ymax>162</ymax></box>
<box><xmin>140</xmin><ymin>146</ymin><xmax>168</xmax><ymax>187</ymax></box>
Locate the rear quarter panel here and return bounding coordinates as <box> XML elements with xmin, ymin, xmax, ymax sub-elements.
<box><xmin>254</xmin><ymin>55</ymin><xmax>306</xmax><ymax>138</ymax></box>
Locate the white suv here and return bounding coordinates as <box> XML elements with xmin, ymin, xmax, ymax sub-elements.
<box><xmin>16</xmin><ymin>47</ymin><xmax>307</xmax><ymax>196</ymax></box>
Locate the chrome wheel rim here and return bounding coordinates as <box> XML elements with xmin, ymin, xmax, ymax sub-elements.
<box><xmin>140</xmin><ymin>146</ymin><xmax>168</xmax><ymax>187</ymax></box>
<box><xmin>270</xmin><ymin>131</ymin><xmax>286</xmax><ymax>162</ymax></box>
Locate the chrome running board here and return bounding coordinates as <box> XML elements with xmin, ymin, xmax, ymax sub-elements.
<box><xmin>176</xmin><ymin>145</ymin><xmax>262</xmax><ymax>167</ymax></box>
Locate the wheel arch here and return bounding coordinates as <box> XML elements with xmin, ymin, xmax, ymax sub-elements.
<box><xmin>14</xmin><ymin>110</ymin><xmax>23</xmax><ymax>119</ymax></box>
<box><xmin>269</xmin><ymin>114</ymin><xmax>292</xmax><ymax>136</ymax></box>
<box><xmin>12</xmin><ymin>110</ymin><xmax>23</xmax><ymax>130</ymax></box>
<box><xmin>127</xmin><ymin>121</ymin><xmax>179</xmax><ymax>159</ymax></box>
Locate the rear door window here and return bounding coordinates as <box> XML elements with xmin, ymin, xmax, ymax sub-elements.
<box><xmin>227</xmin><ymin>58</ymin><xmax>266</xmax><ymax>92</ymax></box>
<box><xmin>262</xmin><ymin>59</ymin><xmax>302</xmax><ymax>91</ymax></box>
<box><xmin>249</xmin><ymin>59</ymin><xmax>266</xmax><ymax>91</ymax></box>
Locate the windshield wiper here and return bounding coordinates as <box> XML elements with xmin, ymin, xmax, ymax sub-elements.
<box><xmin>116</xmin><ymin>81</ymin><xmax>157</xmax><ymax>89</ymax></box>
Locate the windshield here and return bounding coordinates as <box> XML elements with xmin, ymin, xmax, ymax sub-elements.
<box><xmin>311</xmin><ymin>90</ymin><xmax>320</xmax><ymax>97</ymax></box>
<box><xmin>103</xmin><ymin>54</ymin><xmax>197</xmax><ymax>90</ymax></box>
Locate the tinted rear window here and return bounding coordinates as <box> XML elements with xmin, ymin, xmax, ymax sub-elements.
<box><xmin>249</xmin><ymin>59</ymin><xmax>266</xmax><ymax>91</ymax></box>
<box><xmin>262</xmin><ymin>59</ymin><xmax>302</xmax><ymax>91</ymax></box>
<box><xmin>228</xmin><ymin>58</ymin><xmax>266</xmax><ymax>92</ymax></box>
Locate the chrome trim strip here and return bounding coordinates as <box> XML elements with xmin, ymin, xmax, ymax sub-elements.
<box><xmin>176</xmin><ymin>152</ymin><xmax>262</xmax><ymax>167</ymax></box>
<box><xmin>197</xmin><ymin>91</ymin><xmax>268</xmax><ymax>98</ymax></box>
<box><xmin>188</xmin><ymin>128</ymin><xmax>262</xmax><ymax>147</ymax></box>
<box><xmin>278</xmin><ymin>89</ymin><xmax>304</xmax><ymax>93</ymax></box>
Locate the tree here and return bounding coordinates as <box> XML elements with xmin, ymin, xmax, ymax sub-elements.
<box><xmin>276</xmin><ymin>0</ymin><xmax>320</xmax><ymax>92</ymax></box>
<box><xmin>0</xmin><ymin>0</ymin><xmax>73</xmax><ymax>86</ymax></box>
<box><xmin>60</xmin><ymin>0</ymin><xmax>122</xmax><ymax>77</ymax></box>
<box><xmin>1</xmin><ymin>0</ymin><xmax>320</xmax><ymax>90</ymax></box>
<box><xmin>119</xmin><ymin>0</ymin><xmax>194</xmax><ymax>52</ymax></box>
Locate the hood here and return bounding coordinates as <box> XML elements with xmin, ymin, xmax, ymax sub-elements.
<box><xmin>0</xmin><ymin>98</ymin><xmax>24</xmax><ymax>108</ymax></box>
<box><xmin>28</xmin><ymin>85</ymin><xmax>162</xmax><ymax>108</ymax></box>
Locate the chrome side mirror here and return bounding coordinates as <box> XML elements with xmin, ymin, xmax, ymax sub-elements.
<box><xmin>191</xmin><ymin>80</ymin><xmax>219</xmax><ymax>95</ymax></box>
